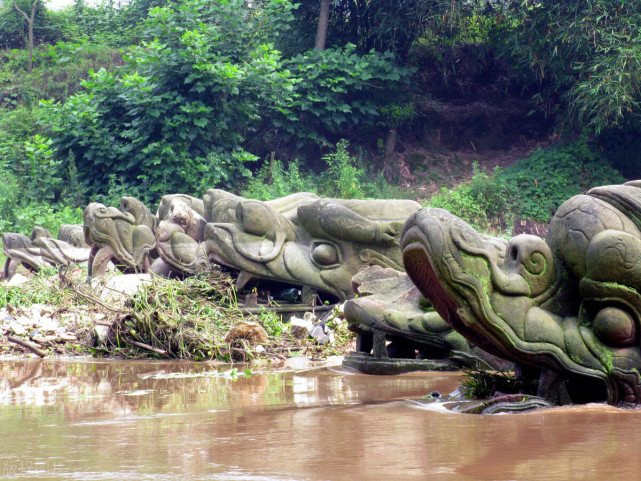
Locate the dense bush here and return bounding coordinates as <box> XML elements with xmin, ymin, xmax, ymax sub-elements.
<box><xmin>0</xmin><ymin>0</ymin><xmax>57</xmax><ymax>49</ymax></box>
<box><xmin>242</xmin><ymin>158</ymin><xmax>317</xmax><ymax>201</ymax></box>
<box><xmin>0</xmin><ymin>105</ymin><xmax>83</xmax><ymax>236</ymax></box>
<box><xmin>42</xmin><ymin>0</ymin><xmax>299</xmax><ymax>203</ymax></box>
<box><xmin>279</xmin><ymin>45</ymin><xmax>413</xmax><ymax>148</ymax></box>
<box><xmin>2</xmin><ymin>0</ymin><xmax>640</xmax><ymax>242</ymax></box>
<box><xmin>0</xmin><ymin>158</ymin><xmax>83</xmax><ymax>237</ymax></box>
<box><xmin>499</xmin><ymin>138</ymin><xmax>625</xmax><ymax>222</ymax></box>
<box><xmin>501</xmin><ymin>1</ymin><xmax>641</xmax><ymax>134</ymax></box>
<box><xmin>40</xmin><ymin>0</ymin><xmax>411</xmax><ymax>204</ymax></box>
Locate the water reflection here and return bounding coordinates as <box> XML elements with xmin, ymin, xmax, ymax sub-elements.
<box><xmin>1</xmin><ymin>359</ymin><xmax>640</xmax><ymax>481</ymax></box>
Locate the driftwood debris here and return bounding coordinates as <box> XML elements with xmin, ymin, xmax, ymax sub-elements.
<box><xmin>126</xmin><ymin>339</ymin><xmax>168</xmax><ymax>356</ymax></box>
<box><xmin>7</xmin><ymin>335</ymin><xmax>46</xmax><ymax>357</ymax></box>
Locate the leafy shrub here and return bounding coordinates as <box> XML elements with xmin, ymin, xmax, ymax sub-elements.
<box><xmin>318</xmin><ymin>139</ymin><xmax>409</xmax><ymax>200</ymax></box>
<box><xmin>0</xmin><ymin>106</ymin><xmax>82</xmax><ymax>236</ymax></box>
<box><xmin>279</xmin><ymin>45</ymin><xmax>414</xmax><ymax>148</ymax></box>
<box><xmin>0</xmin><ymin>106</ymin><xmax>37</xmax><ymax>166</ymax></box>
<box><xmin>0</xmin><ymin>166</ymin><xmax>83</xmax><ymax>236</ymax></box>
<box><xmin>429</xmin><ymin>164</ymin><xmax>514</xmax><ymax>232</ymax></box>
<box><xmin>243</xmin><ymin>141</ymin><xmax>407</xmax><ymax>202</ymax></box>
<box><xmin>258</xmin><ymin>308</ymin><xmax>285</xmax><ymax>337</ymax></box>
<box><xmin>498</xmin><ymin>139</ymin><xmax>625</xmax><ymax>222</ymax></box>
<box><xmin>242</xmin><ymin>158</ymin><xmax>317</xmax><ymax>201</ymax></box>
<box><xmin>43</xmin><ymin>0</ymin><xmax>297</xmax><ymax>204</ymax></box>
<box><xmin>22</xmin><ymin>134</ymin><xmax>62</xmax><ymax>203</ymax></box>
<box><xmin>12</xmin><ymin>202</ymin><xmax>83</xmax><ymax>237</ymax></box>
<box><xmin>320</xmin><ymin>139</ymin><xmax>366</xmax><ymax>199</ymax></box>
<box><xmin>0</xmin><ymin>0</ymin><xmax>54</xmax><ymax>50</ymax></box>
<box><xmin>0</xmin><ymin>40</ymin><xmax>123</xmax><ymax>113</ymax></box>
<box><xmin>0</xmin><ymin>166</ymin><xmax>19</xmax><ymax>233</ymax></box>
<box><xmin>501</xmin><ymin>1</ymin><xmax>641</xmax><ymax>133</ymax></box>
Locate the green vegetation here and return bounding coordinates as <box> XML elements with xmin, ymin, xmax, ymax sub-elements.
<box><xmin>429</xmin><ymin>163</ymin><xmax>513</xmax><ymax>232</ymax></box>
<box><xmin>4</xmin><ymin>0</ymin><xmax>641</xmax><ymax>365</ymax></box>
<box><xmin>1</xmin><ymin>269</ymin><xmax>355</xmax><ymax>360</ymax></box>
<box><xmin>0</xmin><ymin>266</ymin><xmax>61</xmax><ymax>306</ymax></box>
<box><xmin>428</xmin><ymin>137</ymin><xmax>625</xmax><ymax>233</ymax></box>
<box><xmin>502</xmin><ymin>1</ymin><xmax>641</xmax><ymax>134</ymax></box>
<box><xmin>460</xmin><ymin>367</ymin><xmax>538</xmax><ymax>399</ymax></box>
<box><xmin>2</xmin><ymin>0</ymin><xmax>641</xmax><ymax>237</ymax></box>
<box><xmin>499</xmin><ymin>139</ymin><xmax>625</xmax><ymax>222</ymax></box>
<box><xmin>242</xmin><ymin>139</ymin><xmax>409</xmax><ymax>201</ymax></box>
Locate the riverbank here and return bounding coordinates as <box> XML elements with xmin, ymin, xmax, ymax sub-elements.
<box><xmin>1</xmin><ymin>268</ymin><xmax>355</xmax><ymax>361</ymax></box>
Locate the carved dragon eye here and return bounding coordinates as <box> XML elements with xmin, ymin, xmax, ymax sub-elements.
<box><xmin>311</xmin><ymin>242</ymin><xmax>340</xmax><ymax>267</ymax></box>
<box><xmin>237</xmin><ymin>202</ymin><xmax>271</xmax><ymax>236</ymax></box>
<box><xmin>593</xmin><ymin>307</ymin><xmax>637</xmax><ymax>347</ymax></box>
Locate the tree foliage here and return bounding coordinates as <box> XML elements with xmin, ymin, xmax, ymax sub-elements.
<box><xmin>40</xmin><ymin>0</ymin><xmax>410</xmax><ymax>202</ymax></box>
<box><xmin>279</xmin><ymin>44</ymin><xmax>413</xmax><ymax>149</ymax></box>
<box><xmin>284</xmin><ymin>0</ymin><xmax>445</xmax><ymax>59</ymax></box>
<box><xmin>501</xmin><ymin>0</ymin><xmax>641</xmax><ymax>132</ymax></box>
<box><xmin>43</xmin><ymin>0</ymin><xmax>298</xmax><ymax>202</ymax></box>
<box><xmin>4</xmin><ymin>0</ymin><xmax>641</xmax><ymax>226</ymax></box>
<box><xmin>0</xmin><ymin>0</ymin><xmax>62</xmax><ymax>49</ymax></box>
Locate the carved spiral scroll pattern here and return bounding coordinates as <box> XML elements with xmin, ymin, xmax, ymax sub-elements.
<box><xmin>504</xmin><ymin>235</ymin><xmax>555</xmax><ymax>298</ymax></box>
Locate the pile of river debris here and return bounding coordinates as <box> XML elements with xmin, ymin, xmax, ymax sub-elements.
<box><xmin>0</xmin><ymin>267</ymin><xmax>353</xmax><ymax>360</ymax></box>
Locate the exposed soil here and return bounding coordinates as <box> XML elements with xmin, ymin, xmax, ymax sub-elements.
<box><xmin>382</xmin><ymin>47</ymin><xmax>557</xmax><ymax>238</ymax></box>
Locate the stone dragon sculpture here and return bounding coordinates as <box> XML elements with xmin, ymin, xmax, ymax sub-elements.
<box><xmin>152</xmin><ymin>194</ymin><xmax>209</xmax><ymax>277</ymax></box>
<box><xmin>342</xmin><ymin>265</ymin><xmax>510</xmax><ymax>374</ymax></box>
<box><xmin>2</xmin><ymin>225</ymin><xmax>89</xmax><ymax>280</ymax></box>
<box><xmin>401</xmin><ymin>181</ymin><xmax>641</xmax><ymax>406</ymax></box>
<box><xmin>83</xmin><ymin>197</ymin><xmax>157</xmax><ymax>277</ymax></box>
<box><xmin>204</xmin><ymin>191</ymin><xmax>421</xmax><ymax>302</ymax></box>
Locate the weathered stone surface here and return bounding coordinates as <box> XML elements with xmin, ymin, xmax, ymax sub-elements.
<box><xmin>289</xmin><ymin>315</ymin><xmax>313</xmax><ymax>339</ymax></box>
<box><xmin>401</xmin><ymin>180</ymin><xmax>641</xmax><ymax>406</ymax></box>
<box><xmin>413</xmin><ymin>392</ymin><xmax>554</xmax><ymax>414</ymax></box>
<box><xmin>1</xmin><ymin>225</ymin><xmax>90</xmax><ymax>281</ymax></box>
<box><xmin>2</xmin><ymin>230</ymin><xmax>52</xmax><ymax>280</ymax></box>
<box><xmin>97</xmin><ymin>273</ymin><xmax>154</xmax><ymax>306</ymax></box>
<box><xmin>92</xmin><ymin>324</ymin><xmax>110</xmax><ymax>345</ymax></box>
<box><xmin>38</xmin><ymin>224</ymin><xmax>90</xmax><ymax>267</ymax></box>
<box><xmin>204</xmin><ymin>192</ymin><xmax>421</xmax><ymax>301</ymax></box>
<box><xmin>58</xmin><ymin>332</ymin><xmax>78</xmax><ymax>342</ymax></box>
<box><xmin>3</xmin><ymin>273</ymin><xmax>29</xmax><ymax>286</ymax></box>
<box><xmin>153</xmin><ymin>194</ymin><xmax>210</xmax><ymax>276</ymax></box>
<box><xmin>84</xmin><ymin>197</ymin><xmax>157</xmax><ymax>277</ymax></box>
<box><xmin>343</xmin><ymin>265</ymin><xmax>508</xmax><ymax>374</ymax></box>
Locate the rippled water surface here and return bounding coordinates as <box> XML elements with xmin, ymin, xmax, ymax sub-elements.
<box><xmin>1</xmin><ymin>359</ymin><xmax>640</xmax><ymax>481</ymax></box>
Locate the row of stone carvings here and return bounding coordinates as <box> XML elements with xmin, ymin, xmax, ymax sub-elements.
<box><xmin>4</xmin><ymin>182</ymin><xmax>641</xmax><ymax>409</ymax></box>
<box><xmin>2</xmin><ymin>190</ymin><xmax>421</xmax><ymax>303</ymax></box>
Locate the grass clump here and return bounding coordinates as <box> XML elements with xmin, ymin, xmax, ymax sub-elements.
<box><xmin>0</xmin><ymin>267</ymin><xmax>68</xmax><ymax>307</ymax></box>
<box><xmin>2</xmin><ymin>269</ymin><xmax>355</xmax><ymax>361</ymax></box>
<box><xmin>115</xmin><ymin>271</ymin><xmax>251</xmax><ymax>361</ymax></box>
<box><xmin>460</xmin><ymin>367</ymin><xmax>538</xmax><ymax>399</ymax></box>
<box><xmin>241</xmin><ymin>158</ymin><xmax>317</xmax><ymax>200</ymax></box>
<box><xmin>242</xmin><ymin>139</ymin><xmax>410</xmax><ymax>201</ymax></box>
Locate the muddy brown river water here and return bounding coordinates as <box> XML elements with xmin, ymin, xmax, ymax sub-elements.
<box><xmin>0</xmin><ymin>359</ymin><xmax>640</xmax><ymax>481</ymax></box>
